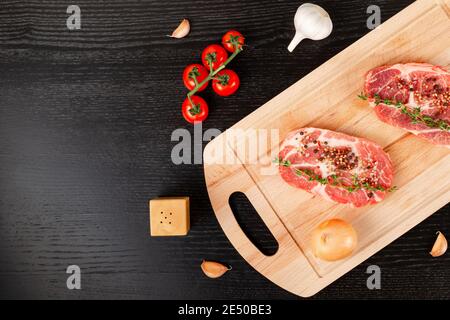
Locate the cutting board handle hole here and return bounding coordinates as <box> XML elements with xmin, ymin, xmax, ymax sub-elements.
<box><xmin>228</xmin><ymin>192</ymin><xmax>279</xmax><ymax>257</ymax></box>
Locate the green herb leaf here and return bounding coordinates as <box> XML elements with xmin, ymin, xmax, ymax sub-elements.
<box><xmin>367</xmin><ymin>95</ymin><xmax>449</xmax><ymax>132</ymax></box>
<box><xmin>357</xmin><ymin>93</ymin><xmax>368</xmax><ymax>100</ymax></box>
<box><xmin>374</xmin><ymin>94</ymin><xmax>381</xmax><ymax>105</ymax></box>
<box><xmin>273</xmin><ymin>157</ymin><xmax>291</xmax><ymax>167</ymax></box>
<box><xmin>293</xmin><ymin>168</ymin><xmax>396</xmax><ymax>194</ymax></box>
<box><xmin>391</xmin><ymin>99</ymin><xmax>449</xmax><ymax>131</ymax></box>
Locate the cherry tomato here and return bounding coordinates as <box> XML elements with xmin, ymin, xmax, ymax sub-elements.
<box><xmin>222</xmin><ymin>30</ymin><xmax>245</xmax><ymax>52</ymax></box>
<box><xmin>212</xmin><ymin>69</ymin><xmax>240</xmax><ymax>97</ymax></box>
<box><xmin>201</xmin><ymin>44</ymin><xmax>228</xmax><ymax>71</ymax></box>
<box><xmin>182</xmin><ymin>96</ymin><xmax>209</xmax><ymax>123</ymax></box>
<box><xmin>182</xmin><ymin>64</ymin><xmax>209</xmax><ymax>92</ymax></box>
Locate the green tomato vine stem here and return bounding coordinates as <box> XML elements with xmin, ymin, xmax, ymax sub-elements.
<box><xmin>187</xmin><ymin>47</ymin><xmax>242</xmax><ymax>100</ymax></box>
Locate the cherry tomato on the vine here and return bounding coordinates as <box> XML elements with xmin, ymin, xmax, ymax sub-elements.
<box><xmin>182</xmin><ymin>64</ymin><xmax>209</xmax><ymax>91</ymax></box>
<box><xmin>222</xmin><ymin>30</ymin><xmax>245</xmax><ymax>53</ymax></box>
<box><xmin>201</xmin><ymin>44</ymin><xmax>228</xmax><ymax>71</ymax></box>
<box><xmin>182</xmin><ymin>96</ymin><xmax>209</xmax><ymax>123</ymax></box>
<box><xmin>212</xmin><ymin>69</ymin><xmax>240</xmax><ymax>97</ymax></box>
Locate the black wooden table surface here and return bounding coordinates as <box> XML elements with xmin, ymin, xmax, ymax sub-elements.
<box><xmin>0</xmin><ymin>0</ymin><xmax>449</xmax><ymax>300</ymax></box>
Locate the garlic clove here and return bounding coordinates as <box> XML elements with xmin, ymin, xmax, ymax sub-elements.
<box><xmin>169</xmin><ymin>19</ymin><xmax>190</xmax><ymax>39</ymax></box>
<box><xmin>430</xmin><ymin>231</ymin><xmax>447</xmax><ymax>257</ymax></box>
<box><xmin>201</xmin><ymin>260</ymin><xmax>231</xmax><ymax>278</ymax></box>
<box><xmin>288</xmin><ymin>3</ymin><xmax>333</xmax><ymax>52</ymax></box>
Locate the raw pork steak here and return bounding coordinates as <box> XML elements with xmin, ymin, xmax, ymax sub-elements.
<box><xmin>277</xmin><ymin>128</ymin><xmax>394</xmax><ymax>207</ymax></box>
<box><xmin>364</xmin><ymin>63</ymin><xmax>449</xmax><ymax>147</ymax></box>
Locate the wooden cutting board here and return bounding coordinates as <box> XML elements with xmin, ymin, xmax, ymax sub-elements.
<box><xmin>204</xmin><ymin>0</ymin><xmax>450</xmax><ymax>297</ymax></box>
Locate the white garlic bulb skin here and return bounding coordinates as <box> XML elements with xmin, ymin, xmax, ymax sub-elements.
<box><xmin>288</xmin><ymin>3</ymin><xmax>333</xmax><ymax>52</ymax></box>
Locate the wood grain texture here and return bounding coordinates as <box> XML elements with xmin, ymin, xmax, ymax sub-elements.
<box><xmin>0</xmin><ymin>0</ymin><xmax>449</xmax><ymax>299</ymax></box>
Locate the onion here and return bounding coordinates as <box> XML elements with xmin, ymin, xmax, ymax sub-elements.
<box><xmin>310</xmin><ymin>219</ymin><xmax>358</xmax><ymax>261</ymax></box>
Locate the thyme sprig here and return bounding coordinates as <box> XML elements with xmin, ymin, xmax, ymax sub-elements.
<box><xmin>273</xmin><ymin>157</ymin><xmax>291</xmax><ymax>167</ymax></box>
<box><xmin>358</xmin><ymin>93</ymin><xmax>449</xmax><ymax>131</ymax></box>
<box><xmin>274</xmin><ymin>157</ymin><xmax>397</xmax><ymax>193</ymax></box>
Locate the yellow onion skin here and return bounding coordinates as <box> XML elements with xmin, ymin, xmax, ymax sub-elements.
<box><xmin>311</xmin><ymin>219</ymin><xmax>358</xmax><ymax>262</ymax></box>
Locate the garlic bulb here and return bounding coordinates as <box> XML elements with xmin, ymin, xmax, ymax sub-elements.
<box><xmin>288</xmin><ymin>3</ymin><xmax>333</xmax><ymax>52</ymax></box>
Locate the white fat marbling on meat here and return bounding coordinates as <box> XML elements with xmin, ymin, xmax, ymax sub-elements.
<box><xmin>311</xmin><ymin>183</ymin><xmax>334</xmax><ymax>202</ymax></box>
<box><xmin>370</xmin><ymin>63</ymin><xmax>445</xmax><ymax>82</ymax></box>
<box><xmin>395</xmin><ymin>63</ymin><xmax>448</xmax><ymax>77</ymax></box>
<box><xmin>372</xmin><ymin>192</ymin><xmax>382</xmax><ymax>202</ymax></box>
<box><xmin>408</xmin><ymin>90</ymin><xmax>435</xmax><ymax>111</ymax></box>
<box><xmin>408</xmin><ymin>128</ymin><xmax>443</xmax><ymax>134</ymax></box>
